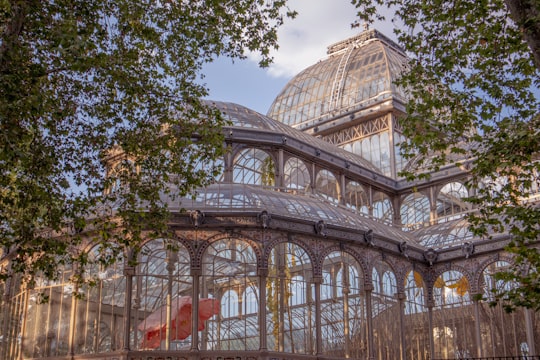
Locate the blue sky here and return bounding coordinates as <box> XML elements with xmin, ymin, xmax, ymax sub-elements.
<box><xmin>201</xmin><ymin>0</ymin><xmax>390</xmax><ymax>115</ymax></box>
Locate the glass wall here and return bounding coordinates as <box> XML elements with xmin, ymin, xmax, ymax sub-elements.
<box><xmin>321</xmin><ymin>251</ymin><xmax>366</xmax><ymax>358</ymax></box>
<box><xmin>133</xmin><ymin>239</ymin><xmax>191</xmax><ymax>351</ymax></box>
<box><xmin>404</xmin><ymin>270</ymin><xmax>429</xmax><ymax>360</ymax></box>
<box><xmin>480</xmin><ymin>261</ymin><xmax>531</xmax><ymax>357</ymax></box>
<box><xmin>432</xmin><ymin>270</ymin><xmax>475</xmax><ymax>359</ymax></box>
<box><xmin>2</xmin><ymin>239</ymin><xmax>539</xmax><ymax>360</ymax></box>
<box><xmin>350</xmin><ymin>130</ymin><xmax>392</xmax><ymax>177</ymax></box>
<box><xmin>202</xmin><ymin>237</ymin><xmax>259</xmax><ymax>351</ymax></box>
<box><xmin>267</xmin><ymin>242</ymin><xmax>314</xmax><ymax>354</ymax></box>
<box><xmin>23</xmin><ymin>265</ymin><xmax>75</xmax><ymax>358</ymax></box>
<box><xmin>371</xmin><ymin>261</ymin><xmax>400</xmax><ymax>360</ymax></box>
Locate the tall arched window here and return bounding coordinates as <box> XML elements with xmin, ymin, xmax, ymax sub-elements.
<box><xmin>107</xmin><ymin>159</ymin><xmax>136</xmax><ymax>194</ymax></box>
<box><xmin>371</xmin><ymin>261</ymin><xmax>399</xmax><ymax>360</ymax></box>
<box><xmin>404</xmin><ymin>271</ymin><xmax>429</xmax><ymax>359</ymax></box>
<box><xmin>267</xmin><ymin>242</ymin><xmax>314</xmax><ymax>354</ymax></box>
<box><xmin>233</xmin><ymin>148</ymin><xmax>275</xmax><ymax>186</ymax></box>
<box><xmin>242</xmin><ymin>286</ymin><xmax>258</xmax><ymax>315</ymax></box>
<box><xmin>75</xmin><ymin>247</ymin><xmax>126</xmax><ymax>354</ymax></box>
<box><xmin>480</xmin><ymin>261</ymin><xmax>528</xmax><ymax>357</ymax></box>
<box><xmin>432</xmin><ymin>270</ymin><xmax>473</xmax><ymax>358</ymax></box>
<box><xmin>202</xmin><ymin>237</ymin><xmax>258</xmax><ymax>351</ymax></box>
<box><xmin>321</xmin><ymin>251</ymin><xmax>366</xmax><ymax>358</ymax></box>
<box><xmin>221</xmin><ymin>290</ymin><xmax>239</xmax><ymax>318</ymax></box>
<box><xmin>135</xmin><ymin>239</ymin><xmax>192</xmax><ymax>351</ymax></box>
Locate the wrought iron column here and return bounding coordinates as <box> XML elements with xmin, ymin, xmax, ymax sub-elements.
<box><xmin>525</xmin><ymin>307</ymin><xmax>536</xmax><ymax>355</ymax></box>
<box><xmin>313</xmin><ymin>275</ymin><xmax>322</xmax><ymax>355</ymax></box>
<box><xmin>472</xmin><ymin>293</ymin><xmax>483</xmax><ymax>358</ymax></box>
<box><xmin>165</xmin><ymin>249</ymin><xmax>178</xmax><ymax>350</ymax></box>
<box><xmin>259</xmin><ymin>268</ymin><xmax>268</xmax><ymax>351</ymax></box>
<box><xmin>397</xmin><ymin>292</ymin><xmax>406</xmax><ymax>360</ymax></box>
<box><xmin>365</xmin><ymin>285</ymin><xmax>374</xmax><ymax>360</ymax></box>
<box><xmin>191</xmin><ymin>268</ymin><xmax>201</xmax><ymax>351</ymax></box>
<box><xmin>427</xmin><ymin>300</ymin><xmax>435</xmax><ymax>360</ymax></box>
<box><xmin>68</xmin><ymin>264</ymin><xmax>79</xmax><ymax>357</ymax></box>
<box><xmin>123</xmin><ymin>249</ymin><xmax>135</xmax><ymax>351</ymax></box>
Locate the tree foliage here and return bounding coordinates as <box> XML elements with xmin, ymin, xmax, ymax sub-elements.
<box><xmin>351</xmin><ymin>0</ymin><xmax>540</xmax><ymax>310</ymax></box>
<box><xmin>0</xmin><ymin>0</ymin><xmax>296</xmax><ymax>284</ymax></box>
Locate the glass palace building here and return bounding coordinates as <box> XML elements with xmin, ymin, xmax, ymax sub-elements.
<box><xmin>1</xmin><ymin>29</ymin><xmax>539</xmax><ymax>360</ymax></box>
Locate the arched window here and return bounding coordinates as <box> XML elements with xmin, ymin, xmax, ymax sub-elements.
<box><xmin>437</xmin><ymin>182</ymin><xmax>468</xmax><ymax>221</ymax></box>
<box><xmin>73</xmin><ymin>246</ymin><xmax>126</xmax><ymax>354</ymax></box>
<box><xmin>202</xmin><ymin>237</ymin><xmax>258</xmax><ymax>351</ymax></box>
<box><xmin>433</xmin><ymin>270</ymin><xmax>470</xmax><ymax>306</ymax></box>
<box><xmin>336</xmin><ymin>266</ymin><xmax>360</xmax><ymax>296</ymax></box>
<box><xmin>107</xmin><ymin>159</ymin><xmax>136</xmax><ymax>194</ymax></box>
<box><xmin>382</xmin><ymin>271</ymin><xmax>397</xmax><ymax>296</ymax></box>
<box><xmin>221</xmin><ymin>290</ymin><xmax>239</xmax><ymax>318</ymax></box>
<box><xmin>233</xmin><ymin>148</ymin><xmax>275</xmax><ymax>186</ymax></box>
<box><xmin>372</xmin><ymin>191</ymin><xmax>393</xmax><ymax>223</ymax></box>
<box><xmin>401</xmin><ymin>192</ymin><xmax>430</xmax><ymax>229</ymax></box>
<box><xmin>284</xmin><ymin>157</ymin><xmax>310</xmax><ymax>191</ymax></box>
<box><xmin>480</xmin><ymin>261</ymin><xmax>527</xmax><ymax>357</ymax></box>
<box><xmin>371</xmin><ymin>261</ymin><xmax>399</xmax><ymax>360</ymax></box>
<box><xmin>321</xmin><ymin>251</ymin><xmax>365</xmax><ymax>357</ymax></box>
<box><xmin>242</xmin><ymin>287</ymin><xmax>258</xmax><ymax>314</ymax></box>
<box><xmin>315</xmin><ymin>169</ymin><xmax>339</xmax><ymax>204</ymax></box>
<box><xmin>432</xmin><ymin>270</ymin><xmax>473</xmax><ymax>358</ymax></box>
<box><xmin>267</xmin><ymin>242</ymin><xmax>313</xmax><ymax>354</ymax></box>
<box><xmin>290</xmin><ymin>275</ymin><xmax>306</xmax><ymax>306</ymax></box>
<box><xmin>135</xmin><ymin>239</ymin><xmax>191</xmax><ymax>351</ymax></box>
<box><xmin>321</xmin><ymin>271</ymin><xmax>333</xmax><ymax>300</ymax></box>
<box><xmin>344</xmin><ymin>181</ymin><xmax>369</xmax><ymax>214</ymax></box>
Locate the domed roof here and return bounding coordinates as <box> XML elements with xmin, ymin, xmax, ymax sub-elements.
<box><xmin>267</xmin><ymin>29</ymin><xmax>407</xmax><ymax>130</ymax></box>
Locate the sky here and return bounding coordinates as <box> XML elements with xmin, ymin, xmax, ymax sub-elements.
<box><xmin>201</xmin><ymin>0</ymin><xmax>394</xmax><ymax>115</ymax></box>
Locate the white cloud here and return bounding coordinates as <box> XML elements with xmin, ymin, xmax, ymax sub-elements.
<box><xmin>250</xmin><ymin>0</ymin><xmax>398</xmax><ymax>78</ymax></box>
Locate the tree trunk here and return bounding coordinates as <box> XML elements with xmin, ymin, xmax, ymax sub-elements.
<box><xmin>505</xmin><ymin>0</ymin><xmax>540</xmax><ymax>70</ymax></box>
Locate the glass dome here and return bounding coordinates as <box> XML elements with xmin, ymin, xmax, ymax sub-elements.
<box><xmin>267</xmin><ymin>29</ymin><xmax>407</xmax><ymax>130</ymax></box>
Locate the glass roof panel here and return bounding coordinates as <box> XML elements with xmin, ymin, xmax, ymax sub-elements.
<box><xmin>412</xmin><ymin>218</ymin><xmax>474</xmax><ymax>249</ymax></box>
<box><xmin>173</xmin><ymin>183</ymin><xmax>414</xmax><ymax>243</ymax></box>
